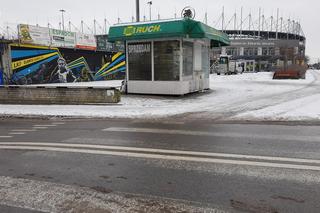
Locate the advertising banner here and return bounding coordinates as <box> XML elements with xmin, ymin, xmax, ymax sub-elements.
<box><xmin>96</xmin><ymin>35</ymin><xmax>112</xmax><ymax>51</ymax></box>
<box><xmin>76</xmin><ymin>33</ymin><xmax>97</xmax><ymax>50</ymax></box>
<box><xmin>19</xmin><ymin>24</ymin><xmax>51</xmax><ymax>46</ymax></box>
<box><xmin>50</xmin><ymin>29</ymin><xmax>76</xmax><ymax>48</ymax></box>
<box><xmin>96</xmin><ymin>35</ymin><xmax>124</xmax><ymax>52</ymax></box>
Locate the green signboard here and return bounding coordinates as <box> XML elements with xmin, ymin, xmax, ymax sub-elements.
<box><xmin>108</xmin><ymin>19</ymin><xmax>230</xmax><ymax>47</ymax></box>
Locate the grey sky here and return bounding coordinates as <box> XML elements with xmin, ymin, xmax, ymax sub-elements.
<box><xmin>1</xmin><ymin>0</ymin><xmax>319</xmax><ymax>61</ymax></box>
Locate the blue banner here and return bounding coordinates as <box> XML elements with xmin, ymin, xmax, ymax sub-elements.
<box><xmin>0</xmin><ymin>68</ymin><xmax>3</xmax><ymax>86</ymax></box>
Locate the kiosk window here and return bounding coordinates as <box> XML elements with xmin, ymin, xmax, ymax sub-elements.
<box><xmin>128</xmin><ymin>42</ymin><xmax>152</xmax><ymax>81</ymax></box>
<box><xmin>154</xmin><ymin>41</ymin><xmax>180</xmax><ymax>81</ymax></box>
<box><xmin>183</xmin><ymin>41</ymin><xmax>193</xmax><ymax>77</ymax></box>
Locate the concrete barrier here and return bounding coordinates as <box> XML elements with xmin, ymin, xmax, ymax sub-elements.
<box><xmin>0</xmin><ymin>86</ymin><xmax>121</xmax><ymax>104</ymax></box>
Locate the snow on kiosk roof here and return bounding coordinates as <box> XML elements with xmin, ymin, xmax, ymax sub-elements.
<box><xmin>108</xmin><ymin>18</ymin><xmax>230</xmax><ymax>47</ymax></box>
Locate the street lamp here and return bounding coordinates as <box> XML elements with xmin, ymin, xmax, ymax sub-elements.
<box><xmin>147</xmin><ymin>1</ymin><xmax>152</xmax><ymax>21</ymax></box>
<box><xmin>136</xmin><ymin>0</ymin><xmax>140</xmax><ymax>22</ymax></box>
<box><xmin>59</xmin><ymin>9</ymin><xmax>66</xmax><ymax>31</ymax></box>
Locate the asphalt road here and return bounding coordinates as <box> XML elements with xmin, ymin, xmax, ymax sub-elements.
<box><xmin>0</xmin><ymin>118</ymin><xmax>320</xmax><ymax>212</ymax></box>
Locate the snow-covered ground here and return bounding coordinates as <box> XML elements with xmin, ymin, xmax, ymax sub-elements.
<box><xmin>1</xmin><ymin>70</ymin><xmax>320</xmax><ymax>121</ymax></box>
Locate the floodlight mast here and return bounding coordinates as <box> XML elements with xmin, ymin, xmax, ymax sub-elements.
<box><xmin>59</xmin><ymin>9</ymin><xmax>66</xmax><ymax>31</ymax></box>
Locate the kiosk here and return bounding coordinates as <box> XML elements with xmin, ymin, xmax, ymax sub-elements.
<box><xmin>108</xmin><ymin>18</ymin><xmax>230</xmax><ymax>95</ymax></box>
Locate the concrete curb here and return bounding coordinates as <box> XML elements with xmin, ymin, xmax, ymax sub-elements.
<box><xmin>0</xmin><ymin>87</ymin><xmax>121</xmax><ymax>104</ymax></box>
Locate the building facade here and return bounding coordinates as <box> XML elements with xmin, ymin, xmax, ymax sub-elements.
<box><xmin>213</xmin><ymin>30</ymin><xmax>306</xmax><ymax>71</ymax></box>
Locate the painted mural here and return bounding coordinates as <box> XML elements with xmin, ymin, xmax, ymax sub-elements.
<box><xmin>94</xmin><ymin>52</ymin><xmax>126</xmax><ymax>81</ymax></box>
<box><xmin>9</xmin><ymin>43</ymin><xmax>126</xmax><ymax>85</ymax></box>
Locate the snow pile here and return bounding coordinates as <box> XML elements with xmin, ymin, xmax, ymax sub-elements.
<box><xmin>0</xmin><ymin>70</ymin><xmax>320</xmax><ymax>121</ymax></box>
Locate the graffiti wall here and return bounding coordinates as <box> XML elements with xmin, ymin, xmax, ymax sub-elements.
<box><xmin>9</xmin><ymin>43</ymin><xmax>125</xmax><ymax>85</ymax></box>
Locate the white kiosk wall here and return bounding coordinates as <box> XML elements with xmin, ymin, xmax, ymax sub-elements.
<box><xmin>126</xmin><ymin>38</ymin><xmax>210</xmax><ymax>95</ymax></box>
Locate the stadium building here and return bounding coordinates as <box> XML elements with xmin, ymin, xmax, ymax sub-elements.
<box><xmin>211</xmin><ymin>9</ymin><xmax>306</xmax><ymax>72</ymax></box>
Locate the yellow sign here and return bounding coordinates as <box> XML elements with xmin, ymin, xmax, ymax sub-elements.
<box><xmin>123</xmin><ymin>25</ymin><xmax>161</xmax><ymax>36</ymax></box>
<box><xmin>12</xmin><ymin>52</ymin><xmax>59</xmax><ymax>70</ymax></box>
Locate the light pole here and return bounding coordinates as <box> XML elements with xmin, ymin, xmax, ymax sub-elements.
<box><xmin>136</xmin><ymin>0</ymin><xmax>140</xmax><ymax>22</ymax></box>
<box><xmin>59</xmin><ymin>9</ymin><xmax>66</xmax><ymax>31</ymax></box>
<box><xmin>147</xmin><ymin>1</ymin><xmax>152</xmax><ymax>21</ymax></box>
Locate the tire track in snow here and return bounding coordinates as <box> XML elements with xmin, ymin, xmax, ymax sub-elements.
<box><xmin>182</xmin><ymin>70</ymin><xmax>320</xmax><ymax>121</ymax></box>
<box><xmin>226</xmin><ymin>70</ymin><xmax>320</xmax><ymax>119</ymax></box>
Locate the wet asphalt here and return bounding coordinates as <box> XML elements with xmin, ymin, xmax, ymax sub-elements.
<box><xmin>0</xmin><ymin>118</ymin><xmax>320</xmax><ymax>212</ymax></box>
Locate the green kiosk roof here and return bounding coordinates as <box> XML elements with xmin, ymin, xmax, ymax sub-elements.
<box><xmin>108</xmin><ymin>18</ymin><xmax>230</xmax><ymax>47</ymax></box>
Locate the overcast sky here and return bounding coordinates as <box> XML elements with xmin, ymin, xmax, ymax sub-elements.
<box><xmin>1</xmin><ymin>0</ymin><xmax>319</xmax><ymax>62</ymax></box>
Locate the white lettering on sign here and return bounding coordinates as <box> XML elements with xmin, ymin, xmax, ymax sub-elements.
<box><xmin>128</xmin><ymin>44</ymin><xmax>151</xmax><ymax>53</ymax></box>
<box><xmin>231</xmin><ymin>41</ymin><xmax>275</xmax><ymax>46</ymax></box>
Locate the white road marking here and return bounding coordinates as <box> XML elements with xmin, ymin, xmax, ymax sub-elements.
<box><xmin>103</xmin><ymin>127</ymin><xmax>320</xmax><ymax>142</ymax></box>
<box><xmin>131</xmin><ymin>121</ymin><xmax>185</xmax><ymax>125</ymax></box>
<box><xmin>1</xmin><ymin>145</ymin><xmax>320</xmax><ymax>171</ymax></box>
<box><xmin>33</xmin><ymin>125</ymin><xmax>57</xmax><ymax>127</ymax></box>
<box><xmin>1</xmin><ymin>142</ymin><xmax>320</xmax><ymax>171</ymax></box>
<box><xmin>9</xmin><ymin>133</ymin><xmax>25</xmax><ymax>135</ymax></box>
<box><xmin>33</xmin><ymin>127</ymin><xmax>48</xmax><ymax>129</ymax></box>
<box><xmin>0</xmin><ymin>136</ymin><xmax>13</xmax><ymax>138</ymax></box>
<box><xmin>1</xmin><ymin>142</ymin><xmax>320</xmax><ymax>164</ymax></box>
<box><xmin>11</xmin><ymin>130</ymin><xmax>37</xmax><ymax>132</ymax></box>
<box><xmin>51</xmin><ymin>122</ymin><xmax>65</xmax><ymax>125</ymax></box>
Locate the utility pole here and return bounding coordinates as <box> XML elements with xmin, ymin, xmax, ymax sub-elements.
<box><xmin>104</xmin><ymin>18</ymin><xmax>107</xmax><ymax>33</ymax></box>
<box><xmin>249</xmin><ymin>12</ymin><xmax>252</xmax><ymax>31</ymax></box>
<box><xmin>276</xmin><ymin>8</ymin><xmax>279</xmax><ymax>39</ymax></box>
<box><xmin>136</xmin><ymin>0</ymin><xmax>140</xmax><ymax>22</ymax></box>
<box><xmin>287</xmin><ymin>18</ymin><xmax>290</xmax><ymax>40</ymax></box>
<box><xmin>6</xmin><ymin>26</ymin><xmax>9</xmax><ymax>40</ymax></box>
<box><xmin>240</xmin><ymin>7</ymin><xmax>243</xmax><ymax>36</ymax></box>
<box><xmin>233</xmin><ymin>11</ymin><xmax>237</xmax><ymax>31</ymax></box>
<box><xmin>262</xmin><ymin>15</ymin><xmax>265</xmax><ymax>32</ymax></box>
<box><xmin>222</xmin><ymin>6</ymin><xmax>225</xmax><ymax>31</ymax></box>
<box><xmin>205</xmin><ymin>12</ymin><xmax>208</xmax><ymax>25</ymax></box>
<box><xmin>292</xmin><ymin>20</ymin><xmax>295</xmax><ymax>34</ymax></box>
<box><xmin>94</xmin><ymin>19</ymin><xmax>97</xmax><ymax>35</ymax></box>
<box><xmin>81</xmin><ymin>20</ymin><xmax>84</xmax><ymax>33</ymax></box>
<box><xmin>59</xmin><ymin>9</ymin><xmax>66</xmax><ymax>31</ymax></box>
<box><xmin>147</xmin><ymin>1</ymin><xmax>152</xmax><ymax>21</ymax></box>
<box><xmin>258</xmin><ymin>8</ymin><xmax>261</xmax><ymax>37</ymax></box>
<box><xmin>297</xmin><ymin>22</ymin><xmax>300</xmax><ymax>36</ymax></box>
